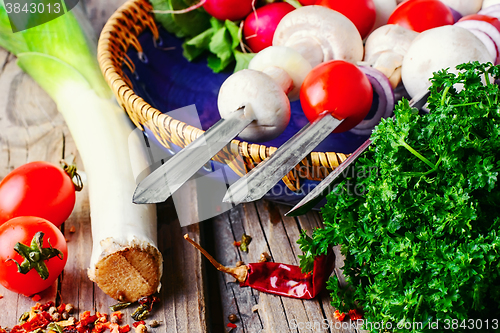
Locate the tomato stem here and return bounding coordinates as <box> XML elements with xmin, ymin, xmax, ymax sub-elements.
<box><xmin>60</xmin><ymin>159</ymin><xmax>84</xmax><ymax>192</ymax></box>
<box><xmin>7</xmin><ymin>232</ymin><xmax>64</xmax><ymax>280</ymax></box>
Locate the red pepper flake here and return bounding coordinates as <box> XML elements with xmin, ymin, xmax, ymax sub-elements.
<box><xmin>132</xmin><ymin>320</ymin><xmax>146</xmax><ymax>328</ymax></box>
<box><xmin>227</xmin><ymin>323</ymin><xmax>237</xmax><ymax>329</ymax></box>
<box><xmin>57</xmin><ymin>303</ymin><xmax>66</xmax><ymax>314</ymax></box>
<box><xmin>0</xmin><ymin>294</ymin><xmax>3</xmax><ymax>300</ymax></box>
<box><xmin>32</xmin><ymin>294</ymin><xmax>41</xmax><ymax>302</ymax></box>
<box><xmin>21</xmin><ymin>312</ymin><xmax>51</xmax><ymax>331</ymax></box>
<box><xmin>120</xmin><ymin>324</ymin><xmax>131</xmax><ymax>332</ymax></box>
<box><xmin>348</xmin><ymin>309</ymin><xmax>363</xmax><ymax>321</ymax></box>
<box><xmin>233</xmin><ymin>241</ymin><xmax>241</xmax><ymax>247</ymax></box>
<box><xmin>69</xmin><ymin>226</ymin><xmax>76</xmax><ymax>233</ymax></box>
<box><xmin>0</xmin><ymin>327</ymin><xmax>6</xmax><ymax>333</ymax></box>
<box><xmin>334</xmin><ymin>309</ymin><xmax>346</xmax><ymax>321</ymax></box>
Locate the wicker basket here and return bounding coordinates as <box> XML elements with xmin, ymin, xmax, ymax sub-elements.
<box><xmin>97</xmin><ymin>0</ymin><xmax>350</xmax><ymax>192</ymax></box>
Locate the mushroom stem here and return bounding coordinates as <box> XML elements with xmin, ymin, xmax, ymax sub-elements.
<box><xmin>262</xmin><ymin>66</ymin><xmax>294</xmax><ymax>95</ymax></box>
<box><xmin>184</xmin><ymin>234</ymin><xmax>248</xmax><ymax>283</ymax></box>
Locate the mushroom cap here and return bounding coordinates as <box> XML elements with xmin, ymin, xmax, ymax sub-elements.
<box><xmin>364</xmin><ymin>24</ymin><xmax>419</xmax><ymax>63</ymax></box>
<box><xmin>371</xmin><ymin>0</ymin><xmax>398</xmax><ymax>32</ymax></box>
<box><xmin>273</xmin><ymin>6</ymin><xmax>364</xmax><ymax>66</ymax></box>
<box><xmin>218</xmin><ymin>69</ymin><xmax>290</xmax><ymax>142</ymax></box>
<box><xmin>402</xmin><ymin>25</ymin><xmax>493</xmax><ymax>98</ymax></box>
<box><xmin>440</xmin><ymin>0</ymin><xmax>483</xmax><ymax>16</ymax></box>
<box><xmin>248</xmin><ymin>46</ymin><xmax>312</xmax><ymax>101</ymax></box>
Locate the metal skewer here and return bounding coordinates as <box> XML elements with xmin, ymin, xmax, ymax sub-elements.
<box><xmin>223</xmin><ymin>112</ymin><xmax>344</xmax><ymax>205</ymax></box>
<box><xmin>133</xmin><ymin>106</ymin><xmax>253</xmax><ymax>204</ymax></box>
<box><xmin>285</xmin><ymin>90</ymin><xmax>431</xmax><ymax>216</ymax></box>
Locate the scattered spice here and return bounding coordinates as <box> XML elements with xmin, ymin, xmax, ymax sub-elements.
<box><xmin>348</xmin><ymin>309</ymin><xmax>363</xmax><ymax>321</ymax></box>
<box><xmin>131</xmin><ymin>296</ymin><xmax>159</xmax><ymax>321</ymax></box>
<box><xmin>334</xmin><ymin>310</ymin><xmax>345</xmax><ymax>321</ymax></box>
<box><xmin>0</xmin><ymin>327</ymin><xmax>7</xmax><ymax>333</ymax></box>
<box><xmin>239</xmin><ymin>234</ymin><xmax>252</xmax><ymax>253</ymax></box>
<box><xmin>8</xmin><ymin>301</ymin><xmax>133</xmax><ymax>333</ymax></box>
<box><xmin>65</xmin><ymin>303</ymin><xmax>75</xmax><ymax>314</ymax></box>
<box><xmin>31</xmin><ymin>295</ymin><xmax>41</xmax><ymax>302</ymax></box>
<box><xmin>258</xmin><ymin>252</ymin><xmax>268</xmax><ymax>263</ymax></box>
<box><xmin>148</xmin><ymin>320</ymin><xmax>160</xmax><ymax>328</ymax></box>
<box><xmin>134</xmin><ymin>324</ymin><xmax>148</xmax><ymax>333</ymax></box>
<box><xmin>132</xmin><ymin>321</ymin><xmax>146</xmax><ymax>328</ymax></box>
<box><xmin>0</xmin><ymin>294</ymin><xmax>3</xmax><ymax>300</ymax></box>
<box><xmin>69</xmin><ymin>226</ymin><xmax>76</xmax><ymax>233</ymax></box>
<box><xmin>233</xmin><ymin>241</ymin><xmax>241</xmax><ymax>247</ymax></box>
<box><xmin>111</xmin><ymin>311</ymin><xmax>124</xmax><ymax>324</ymax></box>
<box><xmin>228</xmin><ymin>314</ymin><xmax>238</xmax><ymax>323</ymax></box>
<box><xmin>110</xmin><ymin>302</ymin><xmax>132</xmax><ymax>312</ymax></box>
<box><xmin>185</xmin><ymin>234</ymin><xmax>334</xmax><ymax>299</ymax></box>
<box><xmin>227</xmin><ymin>322</ymin><xmax>237</xmax><ymax>329</ymax></box>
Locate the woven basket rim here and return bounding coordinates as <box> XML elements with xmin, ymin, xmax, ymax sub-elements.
<box><xmin>97</xmin><ymin>0</ymin><xmax>350</xmax><ymax>191</ymax></box>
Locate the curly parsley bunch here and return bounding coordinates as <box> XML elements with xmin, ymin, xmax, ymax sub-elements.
<box><xmin>299</xmin><ymin>62</ymin><xmax>500</xmax><ymax>331</ymax></box>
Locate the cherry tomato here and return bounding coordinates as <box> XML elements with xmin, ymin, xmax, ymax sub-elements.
<box><xmin>458</xmin><ymin>14</ymin><xmax>500</xmax><ymax>32</ymax></box>
<box><xmin>298</xmin><ymin>0</ymin><xmax>316</xmax><ymax>5</ymax></box>
<box><xmin>300</xmin><ymin>60</ymin><xmax>373</xmax><ymax>133</ymax></box>
<box><xmin>0</xmin><ymin>216</ymin><xmax>68</xmax><ymax>296</ymax></box>
<box><xmin>315</xmin><ymin>0</ymin><xmax>376</xmax><ymax>39</ymax></box>
<box><xmin>243</xmin><ymin>2</ymin><xmax>295</xmax><ymax>53</ymax></box>
<box><xmin>203</xmin><ymin>0</ymin><xmax>254</xmax><ymax>21</ymax></box>
<box><xmin>387</xmin><ymin>0</ymin><xmax>454</xmax><ymax>33</ymax></box>
<box><xmin>0</xmin><ymin>161</ymin><xmax>76</xmax><ymax>227</ymax></box>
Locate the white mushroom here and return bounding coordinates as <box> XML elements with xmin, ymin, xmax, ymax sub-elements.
<box><xmin>371</xmin><ymin>0</ymin><xmax>398</xmax><ymax>32</ymax></box>
<box><xmin>439</xmin><ymin>0</ymin><xmax>483</xmax><ymax>16</ymax></box>
<box><xmin>364</xmin><ymin>24</ymin><xmax>419</xmax><ymax>87</ymax></box>
<box><xmin>218</xmin><ymin>69</ymin><xmax>290</xmax><ymax>142</ymax></box>
<box><xmin>248</xmin><ymin>46</ymin><xmax>312</xmax><ymax>101</ymax></box>
<box><xmin>482</xmin><ymin>0</ymin><xmax>500</xmax><ymax>9</ymax></box>
<box><xmin>402</xmin><ymin>25</ymin><xmax>493</xmax><ymax>98</ymax></box>
<box><xmin>272</xmin><ymin>6</ymin><xmax>364</xmax><ymax>68</ymax></box>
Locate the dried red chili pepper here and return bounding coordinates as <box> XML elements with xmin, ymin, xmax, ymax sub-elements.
<box><xmin>334</xmin><ymin>309</ymin><xmax>345</xmax><ymax>321</ymax></box>
<box><xmin>184</xmin><ymin>234</ymin><xmax>334</xmax><ymax>299</ymax></box>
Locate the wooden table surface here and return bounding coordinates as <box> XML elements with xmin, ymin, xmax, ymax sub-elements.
<box><xmin>0</xmin><ymin>2</ymin><xmax>360</xmax><ymax>332</ymax></box>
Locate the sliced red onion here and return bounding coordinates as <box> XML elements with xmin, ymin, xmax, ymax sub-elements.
<box><xmin>448</xmin><ymin>6</ymin><xmax>463</xmax><ymax>23</ymax></box>
<box><xmin>351</xmin><ymin>66</ymin><xmax>395</xmax><ymax>136</ymax></box>
<box><xmin>478</xmin><ymin>4</ymin><xmax>500</xmax><ymax>19</ymax></box>
<box><xmin>455</xmin><ymin>20</ymin><xmax>500</xmax><ymax>63</ymax></box>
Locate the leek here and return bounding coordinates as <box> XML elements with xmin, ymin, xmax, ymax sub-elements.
<box><xmin>0</xmin><ymin>1</ymin><xmax>162</xmax><ymax>302</ymax></box>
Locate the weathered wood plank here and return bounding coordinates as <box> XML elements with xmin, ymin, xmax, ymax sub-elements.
<box><xmin>211</xmin><ymin>199</ymin><xmax>358</xmax><ymax>333</ymax></box>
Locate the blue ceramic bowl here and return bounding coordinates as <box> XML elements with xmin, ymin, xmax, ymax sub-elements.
<box><xmin>123</xmin><ymin>26</ymin><xmax>372</xmax><ymax>206</ymax></box>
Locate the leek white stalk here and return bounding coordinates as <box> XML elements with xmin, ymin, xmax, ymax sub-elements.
<box><xmin>0</xmin><ymin>2</ymin><xmax>162</xmax><ymax>302</ymax></box>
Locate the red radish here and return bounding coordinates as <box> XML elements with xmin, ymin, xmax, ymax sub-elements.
<box><xmin>243</xmin><ymin>2</ymin><xmax>295</xmax><ymax>53</ymax></box>
<box><xmin>388</xmin><ymin>0</ymin><xmax>454</xmax><ymax>32</ymax></box>
<box><xmin>315</xmin><ymin>0</ymin><xmax>376</xmax><ymax>39</ymax></box>
<box><xmin>203</xmin><ymin>0</ymin><xmax>254</xmax><ymax>21</ymax></box>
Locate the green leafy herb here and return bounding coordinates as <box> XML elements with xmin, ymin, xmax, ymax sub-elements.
<box><xmin>299</xmin><ymin>62</ymin><xmax>500</xmax><ymax>331</ymax></box>
<box><xmin>153</xmin><ymin>1</ymin><xmax>255</xmax><ymax>72</ymax></box>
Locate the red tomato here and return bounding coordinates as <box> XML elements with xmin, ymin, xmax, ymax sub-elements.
<box><xmin>0</xmin><ymin>216</ymin><xmax>68</xmax><ymax>296</ymax></box>
<box><xmin>0</xmin><ymin>161</ymin><xmax>76</xmax><ymax>227</ymax></box>
<box><xmin>300</xmin><ymin>60</ymin><xmax>373</xmax><ymax>133</ymax></box>
<box><xmin>243</xmin><ymin>2</ymin><xmax>295</xmax><ymax>53</ymax></box>
<box><xmin>315</xmin><ymin>0</ymin><xmax>376</xmax><ymax>39</ymax></box>
<box><xmin>298</xmin><ymin>0</ymin><xmax>316</xmax><ymax>5</ymax></box>
<box><xmin>458</xmin><ymin>14</ymin><xmax>500</xmax><ymax>32</ymax></box>
<box><xmin>387</xmin><ymin>0</ymin><xmax>454</xmax><ymax>33</ymax></box>
<box><xmin>203</xmin><ymin>0</ymin><xmax>254</xmax><ymax>21</ymax></box>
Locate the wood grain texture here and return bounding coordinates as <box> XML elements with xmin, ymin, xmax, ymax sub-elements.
<box><xmin>0</xmin><ymin>2</ymin><xmax>362</xmax><ymax>332</ymax></box>
<box><xmin>0</xmin><ymin>2</ymin><xmax>206</xmax><ymax>331</ymax></box>
<box><xmin>211</xmin><ymin>202</ymin><xmax>359</xmax><ymax>333</ymax></box>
